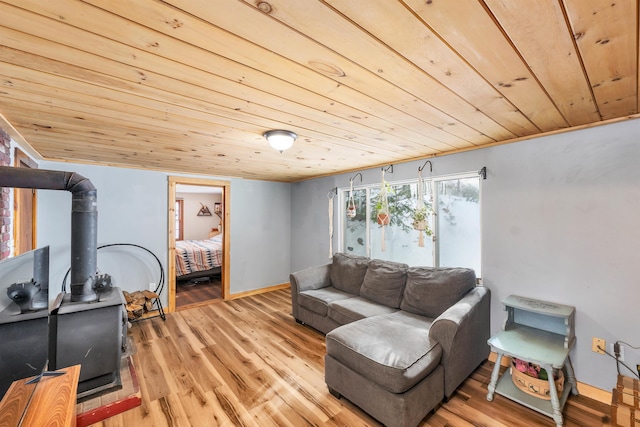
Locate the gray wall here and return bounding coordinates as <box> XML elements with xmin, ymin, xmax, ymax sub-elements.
<box><xmin>291</xmin><ymin>119</ymin><xmax>640</xmax><ymax>393</ymax></box>
<box><xmin>36</xmin><ymin>162</ymin><xmax>292</xmax><ymax>306</ymax></box>
<box><xmin>230</xmin><ymin>179</ymin><xmax>291</xmax><ymax>291</ymax></box>
<box><xmin>37</xmin><ymin>163</ymin><xmax>168</xmax><ymax>302</ymax></box>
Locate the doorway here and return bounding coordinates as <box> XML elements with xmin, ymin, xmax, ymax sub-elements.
<box><xmin>168</xmin><ymin>176</ymin><xmax>230</xmax><ymax>312</ymax></box>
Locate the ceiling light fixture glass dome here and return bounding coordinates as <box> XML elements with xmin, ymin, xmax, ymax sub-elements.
<box><xmin>263</xmin><ymin>130</ymin><xmax>297</xmax><ymax>152</ymax></box>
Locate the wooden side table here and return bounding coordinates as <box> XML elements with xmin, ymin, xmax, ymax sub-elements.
<box><xmin>486</xmin><ymin>295</ymin><xmax>579</xmax><ymax>427</ymax></box>
<box><xmin>0</xmin><ymin>364</ymin><xmax>81</xmax><ymax>427</ymax></box>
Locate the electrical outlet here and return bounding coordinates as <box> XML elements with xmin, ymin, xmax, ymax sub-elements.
<box><xmin>592</xmin><ymin>337</ymin><xmax>605</xmax><ymax>354</ymax></box>
<box><xmin>610</xmin><ymin>343</ymin><xmax>625</xmax><ymax>361</ymax></box>
<box><xmin>149</xmin><ymin>282</ymin><xmax>156</xmax><ymax>291</ymax></box>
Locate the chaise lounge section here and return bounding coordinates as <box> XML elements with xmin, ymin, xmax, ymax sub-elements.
<box><xmin>290</xmin><ymin>253</ymin><xmax>491</xmax><ymax>427</ymax></box>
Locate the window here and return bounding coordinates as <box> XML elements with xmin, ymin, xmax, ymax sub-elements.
<box><xmin>340</xmin><ymin>173</ymin><xmax>481</xmax><ymax>275</ymax></box>
<box><xmin>175</xmin><ymin>199</ymin><xmax>184</xmax><ymax>241</ymax></box>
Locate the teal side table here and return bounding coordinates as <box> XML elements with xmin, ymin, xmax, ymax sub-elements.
<box><xmin>486</xmin><ymin>295</ymin><xmax>579</xmax><ymax>427</ymax></box>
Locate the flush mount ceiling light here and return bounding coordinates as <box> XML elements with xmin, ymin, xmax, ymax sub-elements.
<box><xmin>263</xmin><ymin>130</ymin><xmax>297</xmax><ymax>153</ymax></box>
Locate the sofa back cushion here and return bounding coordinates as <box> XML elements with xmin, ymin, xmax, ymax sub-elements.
<box><xmin>360</xmin><ymin>259</ymin><xmax>408</xmax><ymax>308</ymax></box>
<box><xmin>330</xmin><ymin>253</ymin><xmax>370</xmax><ymax>295</ymax></box>
<box><xmin>400</xmin><ymin>267</ymin><xmax>476</xmax><ymax>318</ymax></box>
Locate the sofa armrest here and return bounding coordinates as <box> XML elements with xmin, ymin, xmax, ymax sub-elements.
<box><xmin>428</xmin><ymin>286</ymin><xmax>491</xmax><ymax>398</ymax></box>
<box><xmin>289</xmin><ymin>263</ymin><xmax>332</xmax><ymax>320</ymax></box>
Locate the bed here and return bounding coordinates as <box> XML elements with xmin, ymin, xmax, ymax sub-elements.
<box><xmin>175</xmin><ymin>235</ymin><xmax>223</xmax><ymax>282</ymax></box>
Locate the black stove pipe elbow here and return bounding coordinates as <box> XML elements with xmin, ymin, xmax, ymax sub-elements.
<box><xmin>0</xmin><ymin>166</ymin><xmax>98</xmax><ymax>302</ymax></box>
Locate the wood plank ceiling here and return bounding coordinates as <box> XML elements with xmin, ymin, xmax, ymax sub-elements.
<box><xmin>0</xmin><ymin>0</ymin><xmax>638</xmax><ymax>182</ymax></box>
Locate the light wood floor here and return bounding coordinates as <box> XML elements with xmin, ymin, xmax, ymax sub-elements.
<box><xmin>176</xmin><ymin>276</ymin><xmax>222</xmax><ymax>309</ymax></box>
<box><xmin>91</xmin><ymin>289</ymin><xmax>612</xmax><ymax>426</ymax></box>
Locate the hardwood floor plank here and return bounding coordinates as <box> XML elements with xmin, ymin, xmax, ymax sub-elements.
<box><xmin>153</xmin><ymin>394</ymin><xmax>192</xmax><ymax>427</ymax></box>
<box><xmin>156</xmin><ymin>336</ymin><xmax>193</xmax><ymax>392</ymax></box>
<box><xmin>256</xmin><ymin>341</ymin><xmax>326</xmax><ymax>390</ymax></box>
<box><xmin>257</xmin><ymin>317</ymin><xmax>326</xmax><ymax>367</ymax></box>
<box><xmin>215</xmin><ymin>298</ymin><xmax>262</xmax><ymax>324</ymax></box>
<box><xmin>255</xmin><ymin>291</ymin><xmax>291</xmax><ymax>311</ymax></box>
<box><xmin>322</xmin><ymin>405</ymin><xmax>378</xmax><ymax>427</ymax></box>
<box><xmin>93</xmin><ymin>289</ymin><xmax>611</xmax><ymax>426</ymax></box>
<box><xmin>202</xmin><ymin>342</ymin><xmax>266</xmax><ymax>409</ymax></box>
<box><xmin>249</xmin><ymin>369</ymin><xmax>326</xmax><ymax>427</ymax></box>
<box><xmin>203</xmin><ymin>312</ymin><xmax>260</xmax><ymax>356</ymax></box>
<box><xmin>252</xmin><ymin>401</ymin><xmax>298</xmax><ymax>427</ymax></box>
<box><xmin>443</xmin><ymin>396</ymin><xmax>514</xmax><ymax>427</ymax></box>
<box><xmin>180</xmin><ymin>307</ymin><xmax>220</xmax><ymax>348</ymax></box>
<box><xmin>422</xmin><ymin>408</ymin><xmax>476</xmax><ymax>427</ymax></box>
<box><xmin>175</xmin><ymin>390</ymin><xmax>230</xmax><ymax>427</ymax></box>
<box><xmin>132</xmin><ymin>316</ymin><xmax>159</xmax><ymax>343</ymax></box>
<box><xmin>134</xmin><ymin>340</ymin><xmax>174</xmax><ymax>402</ymax></box>
<box><xmin>210</xmin><ymin>386</ymin><xmax>256</xmax><ymax>427</ymax></box>
<box><xmin>254</xmin><ymin>347</ymin><xmax>341</xmax><ymax>420</ymax></box>
<box><xmin>176</xmin><ymin>278</ymin><xmax>222</xmax><ymax>309</ymax></box>
<box><xmin>167</xmin><ymin>309</ymin><xmax>215</xmax><ymax>355</ymax></box>
<box><xmin>563</xmin><ymin>394</ymin><xmax>611</xmax><ymax>426</ymax></box>
<box><xmin>175</xmin><ymin>343</ymin><xmax>224</xmax><ymax>393</ymax></box>
<box><xmin>149</xmin><ymin>315</ymin><xmax>171</xmax><ymax>339</ymax></box>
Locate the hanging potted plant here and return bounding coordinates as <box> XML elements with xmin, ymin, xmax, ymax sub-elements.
<box><xmin>413</xmin><ymin>165</ymin><xmax>434</xmax><ymax>247</ymax></box>
<box><xmin>411</xmin><ymin>203</ymin><xmax>433</xmax><ymax>248</ymax></box>
<box><xmin>346</xmin><ymin>203</ymin><xmax>357</xmax><ymax>218</ymax></box>
<box><xmin>377</xmin><ymin>211</ymin><xmax>390</xmax><ymax>225</ymax></box>
<box><xmin>411</xmin><ymin>205</ymin><xmax>431</xmax><ymax>234</ymax></box>
<box><xmin>374</xmin><ymin>169</ymin><xmax>392</xmax><ymax>251</ymax></box>
<box><xmin>375</xmin><ymin>180</ymin><xmax>391</xmax><ymax>225</ymax></box>
<box><xmin>346</xmin><ymin>182</ymin><xmax>357</xmax><ymax>218</ymax></box>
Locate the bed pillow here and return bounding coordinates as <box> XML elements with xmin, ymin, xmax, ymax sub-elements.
<box><xmin>330</xmin><ymin>253</ymin><xmax>369</xmax><ymax>295</ymax></box>
<box><xmin>360</xmin><ymin>259</ymin><xmax>408</xmax><ymax>308</ymax></box>
<box><xmin>210</xmin><ymin>234</ymin><xmax>222</xmax><ymax>243</ymax></box>
<box><xmin>400</xmin><ymin>267</ymin><xmax>476</xmax><ymax>318</ymax></box>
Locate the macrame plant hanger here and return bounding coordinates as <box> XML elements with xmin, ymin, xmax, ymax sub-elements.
<box><xmin>346</xmin><ymin>179</ymin><xmax>356</xmax><ymax>218</ymax></box>
<box><xmin>417</xmin><ymin>169</ymin><xmax>426</xmax><ymax>247</ymax></box>
<box><xmin>416</xmin><ymin>160</ymin><xmax>434</xmax><ymax>248</ymax></box>
<box><xmin>378</xmin><ymin>167</ymin><xmax>391</xmax><ymax>252</ymax></box>
<box><xmin>346</xmin><ymin>172</ymin><xmax>362</xmax><ymax>220</ymax></box>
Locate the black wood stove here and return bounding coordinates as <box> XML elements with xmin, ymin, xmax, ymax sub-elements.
<box><xmin>0</xmin><ymin>166</ymin><xmax>126</xmax><ymax>400</ymax></box>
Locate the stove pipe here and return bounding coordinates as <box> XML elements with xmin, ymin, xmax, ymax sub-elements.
<box><xmin>0</xmin><ymin>166</ymin><xmax>98</xmax><ymax>302</ymax></box>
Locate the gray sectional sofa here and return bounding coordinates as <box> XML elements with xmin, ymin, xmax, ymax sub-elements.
<box><xmin>289</xmin><ymin>253</ymin><xmax>491</xmax><ymax>427</ymax></box>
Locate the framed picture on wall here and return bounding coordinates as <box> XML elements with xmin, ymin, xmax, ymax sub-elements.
<box><xmin>214</xmin><ymin>203</ymin><xmax>221</xmax><ymax>213</ymax></box>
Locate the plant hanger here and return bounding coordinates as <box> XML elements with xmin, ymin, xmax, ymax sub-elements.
<box><xmin>346</xmin><ymin>172</ymin><xmax>362</xmax><ymax>218</ymax></box>
<box><xmin>415</xmin><ymin>161</ymin><xmax>434</xmax><ymax>247</ymax></box>
<box><xmin>376</xmin><ymin>166</ymin><xmax>392</xmax><ymax>251</ymax></box>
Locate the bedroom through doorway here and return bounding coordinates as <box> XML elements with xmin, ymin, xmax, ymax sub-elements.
<box><xmin>168</xmin><ymin>177</ymin><xmax>230</xmax><ymax>312</ymax></box>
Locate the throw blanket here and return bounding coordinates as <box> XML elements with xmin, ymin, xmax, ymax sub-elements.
<box><xmin>175</xmin><ymin>237</ymin><xmax>222</xmax><ymax>277</ymax></box>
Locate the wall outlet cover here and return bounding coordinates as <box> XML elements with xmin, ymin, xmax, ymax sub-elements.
<box><xmin>592</xmin><ymin>337</ymin><xmax>605</xmax><ymax>354</ymax></box>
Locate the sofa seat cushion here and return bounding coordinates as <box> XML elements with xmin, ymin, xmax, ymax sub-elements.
<box><xmin>401</xmin><ymin>267</ymin><xmax>476</xmax><ymax>318</ymax></box>
<box><xmin>328</xmin><ymin>297</ymin><xmax>398</xmax><ymax>325</ymax></box>
<box><xmin>360</xmin><ymin>259</ymin><xmax>408</xmax><ymax>308</ymax></box>
<box><xmin>326</xmin><ymin>314</ymin><xmax>442</xmax><ymax>394</ymax></box>
<box><xmin>298</xmin><ymin>287</ymin><xmax>355</xmax><ymax>316</ymax></box>
<box><xmin>330</xmin><ymin>253</ymin><xmax>370</xmax><ymax>295</ymax></box>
